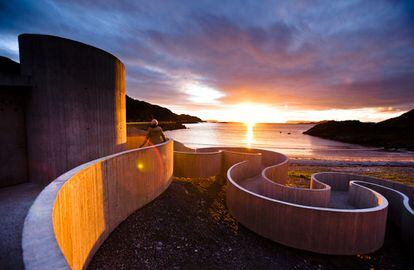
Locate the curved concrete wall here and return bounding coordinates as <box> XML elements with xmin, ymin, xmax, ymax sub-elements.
<box><xmin>22</xmin><ymin>140</ymin><xmax>173</xmax><ymax>270</ymax></box>
<box><xmin>175</xmin><ymin>147</ymin><xmax>414</xmax><ymax>254</ymax></box>
<box><xmin>261</xmin><ymin>168</ymin><xmax>331</xmax><ymax>207</ymax></box>
<box><xmin>259</xmin><ymin>151</ymin><xmax>331</xmax><ymax>207</ymax></box>
<box><xmin>19</xmin><ymin>34</ymin><xmax>126</xmax><ymax>185</ymax></box>
<box><xmin>227</xmin><ymin>161</ymin><xmax>388</xmax><ymax>255</ymax></box>
<box><xmin>313</xmin><ymin>172</ymin><xmax>414</xmax><ymax>249</ymax></box>
<box><xmin>175</xmin><ymin>147</ymin><xmax>285</xmax><ymax>180</ymax></box>
<box><xmin>174</xmin><ymin>147</ymin><xmax>264</xmax><ymax>179</ymax></box>
<box><xmin>174</xmin><ymin>147</ymin><xmax>329</xmax><ymax>207</ymax></box>
<box><xmin>174</xmin><ymin>151</ymin><xmax>222</xmax><ymax>178</ymax></box>
<box><xmin>222</xmin><ymin>151</ymin><xmax>262</xmax><ymax>178</ymax></box>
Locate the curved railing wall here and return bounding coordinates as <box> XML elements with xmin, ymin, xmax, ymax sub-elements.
<box><xmin>174</xmin><ymin>147</ymin><xmax>286</xmax><ymax>181</ymax></box>
<box><xmin>173</xmin><ymin>146</ymin><xmax>414</xmax><ymax>254</ymax></box>
<box><xmin>262</xmin><ymin>165</ymin><xmax>331</xmax><ymax>207</ymax></box>
<box><xmin>175</xmin><ymin>147</ymin><xmax>330</xmax><ymax>207</ymax></box>
<box><xmin>222</xmin><ymin>151</ymin><xmax>263</xmax><ymax>177</ymax></box>
<box><xmin>313</xmin><ymin>172</ymin><xmax>414</xmax><ymax>249</ymax></box>
<box><xmin>174</xmin><ymin>150</ymin><xmax>222</xmax><ymax>178</ymax></box>
<box><xmin>174</xmin><ymin>146</ymin><xmax>414</xmax><ymax>254</ymax></box>
<box><xmin>22</xmin><ymin>140</ymin><xmax>173</xmax><ymax>270</ymax></box>
<box><xmin>227</xmin><ymin>160</ymin><xmax>388</xmax><ymax>255</ymax></box>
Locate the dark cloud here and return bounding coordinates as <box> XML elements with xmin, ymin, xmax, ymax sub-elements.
<box><xmin>1</xmin><ymin>0</ymin><xmax>413</xmax><ymax>113</ymax></box>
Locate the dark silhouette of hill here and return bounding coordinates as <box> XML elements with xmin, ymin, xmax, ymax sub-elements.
<box><xmin>0</xmin><ymin>56</ymin><xmax>20</xmax><ymax>74</ymax></box>
<box><xmin>303</xmin><ymin>109</ymin><xmax>414</xmax><ymax>150</ymax></box>
<box><xmin>126</xmin><ymin>95</ymin><xmax>202</xmax><ymax>123</ymax></box>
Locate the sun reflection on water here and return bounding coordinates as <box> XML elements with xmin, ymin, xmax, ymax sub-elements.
<box><xmin>246</xmin><ymin>122</ymin><xmax>255</xmax><ymax>148</ymax></box>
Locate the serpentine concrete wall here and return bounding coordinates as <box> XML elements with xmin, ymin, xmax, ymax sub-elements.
<box><xmin>261</xmin><ymin>166</ymin><xmax>331</xmax><ymax>207</ymax></box>
<box><xmin>174</xmin><ymin>147</ymin><xmax>286</xmax><ymax>181</ymax></box>
<box><xmin>22</xmin><ymin>140</ymin><xmax>173</xmax><ymax>270</ymax></box>
<box><xmin>19</xmin><ymin>34</ymin><xmax>126</xmax><ymax>185</ymax></box>
<box><xmin>227</xmin><ymin>160</ymin><xmax>388</xmax><ymax>255</ymax></box>
<box><xmin>173</xmin><ymin>147</ymin><xmax>414</xmax><ymax>254</ymax></box>
<box><xmin>174</xmin><ymin>151</ymin><xmax>222</xmax><ymax>178</ymax></box>
<box><xmin>222</xmin><ymin>151</ymin><xmax>262</xmax><ymax>177</ymax></box>
<box><xmin>313</xmin><ymin>172</ymin><xmax>414</xmax><ymax>249</ymax></box>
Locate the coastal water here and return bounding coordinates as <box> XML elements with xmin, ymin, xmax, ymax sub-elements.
<box><xmin>165</xmin><ymin>122</ymin><xmax>414</xmax><ymax>163</ymax></box>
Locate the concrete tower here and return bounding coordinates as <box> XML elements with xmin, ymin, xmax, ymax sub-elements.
<box><xmin>19</xmin><ymin>34</ymin><xmax>126</xmax><ymax>185</ymax></box>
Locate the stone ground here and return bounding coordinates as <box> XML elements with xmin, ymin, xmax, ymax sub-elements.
<box><xmin>89</xmin><ymin>165</ymin><xmax>413</xmax><ymax>270</ymax></box>
<box><xmin>0</xmin><ymin>183</ymin><xmax>42</xmax><ymax>270</ymax></box>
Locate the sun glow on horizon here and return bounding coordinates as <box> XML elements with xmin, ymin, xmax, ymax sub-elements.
<box><xmin>167</xmin><ymin>81</ymin><xmax>408</xmax><ymax>124</ymax></box>
<box><xmin>227</xmin><ymin>103</ymin><xmax>286</xmax><ymax>124</ymax></box>
<box><xmin>166</xmin><ymin>102</ymin><xmax>407</xmax><ymax>123</ymax></box>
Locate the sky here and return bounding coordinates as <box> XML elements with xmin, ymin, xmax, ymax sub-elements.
<box><xmin>1</xmin><ymin>0</ymin><xmax>414</xmax><ymax>123</ymax></box>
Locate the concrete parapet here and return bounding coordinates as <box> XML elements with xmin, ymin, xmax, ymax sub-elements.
<box><xmin>313</xmin><ymin>172</ymin><xmax>414</xmax><ymax>250</ymax></box>
<box><xmin>173</xmin><ymin>147</ymin><xmax>414</xmax><ymax>254</ymax></box>
<box><xmin>22</xmin><ymin>140</ymin><xmax>173</xmax><ymax>270</ymax></box>
<box><xmin>227</xmin><ymin>164</ymin><xmax>388</xmax><ymax>255</ymax></box>
<box><xmin>174</xmin><ymin>150</ymin><xmax>222</xmax><ymax>178</ymax></box>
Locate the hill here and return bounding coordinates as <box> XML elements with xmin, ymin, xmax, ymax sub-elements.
<box><xmin>126</xmin><ymin>95</ymin><xmax>203</xmax><ymax>130</ymax></box>
<box><xmin>303</xmin><ymin>109</ymin><xmax>414</xmax><ymax>150</ymax></box>
<box><xmin>0</xmin><ymin>56</ymin><xmax>20</xmax><ymax>74</ymax></box>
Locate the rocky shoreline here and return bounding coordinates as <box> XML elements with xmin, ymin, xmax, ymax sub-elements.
<box><xmin>303</xmin><ymin>109</ymin><xmax>414</xmax><ymax>151</ymax></box>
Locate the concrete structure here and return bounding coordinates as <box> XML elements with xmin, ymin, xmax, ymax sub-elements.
<box><xmin>1</xmin><ymin>34</ymin><xmax>126</xmax><ymax>187</ymax></box>
<box><xmin>227</xmin><ymin>160</ymin><xmax>387</xmax><ymax>255</ymax></box>
<box><xmin>3</xmin><ymin>34</ymin><xmax>410</xmax><ymax>268</ymax></box>
<box><xmin>0</xmin><ymin>34</ymin><xmax>176</xmax><ymax>270</ymax></box>
<box><xmin>312</xmin><ymin>172</ymin><xmax>414</xmax><ymax>249</ymax></box>
<box><xmin>174</xmin><ymin>147</ymin><xmax>414</xmax><ymax>255</ymax></box>
<box><xmin>23</xmin><ymin>140</ymin><xmax>173</xmax><ymax>270</ymax></box>
<box><xmin>0</xmin><ymin>57</ymin><xmax>31</xmax><ymax>187</ymax></box>
<box><xmin>24</xmin><ymin>144</ymin><xmax>413</xmax><ymax>269</ymax></box>
<box><xmin>19</xmin><ymin>34</ymin><xmax>126</xmax><ymax>185</ymax></box>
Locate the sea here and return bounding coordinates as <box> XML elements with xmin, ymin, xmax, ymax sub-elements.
<box><xmin>165</xmin><ymin>122</ymin><xmax>414</xmax><ymax>164</ymax></box>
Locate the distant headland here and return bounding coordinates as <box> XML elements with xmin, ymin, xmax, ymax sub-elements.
<box><xmin>304</xmin><ymin>109</ymin><xmax>414</xmax><ymax>150</ymax></box>
<box><xmin>126</xmin><ymin>95</ymin><xmax>203</xmax><ymax>130</ymax></box>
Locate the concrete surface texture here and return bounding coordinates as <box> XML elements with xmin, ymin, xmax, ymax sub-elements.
<box><xmin>262</xmin><ymin>164</ymin><xmax>331</xmax><ymax>207</ymax></box>
<box><xmin>20</xmin><ymin>144</ymin><xmax>414</xmax><ymax>269</ymax></box>
<box><xmin>312</xmin><ymin>172</ymin><xmax>414</xmax><ymax>249</ymax></box>
<box><xmin>0</xmin><ymin>87</ymin><xmax>28</xmax><ymax>187</ymax></box>
<box><xmin>0</xmin><ymin>57</ymin><xmax>31</xmax><ymax>187</ymax></box>
<box><xmin>125</xmin><ymin>125</ymin><xmax>147</xmax><ymax>149</ymax></box>
<box><xmin>19</xmin><ymin>34</ymin><xmax>126</xmax><ymax>185</ymax></box>
<box><xmin>22</xmin><ymin>140</ymin><xmax>173</xmax><ymax>270</ymax></box>
<box><xmin>174</xmin><ymin>147</ymin><xmax>413</xmax><ymax>255</ymax></box>
<box><xmin>0</xmin><ymin>183</ymin><xmax>42</xmax><ymax>270</ymax></box>
<box><xmin>174</xmin><ymin>150</ymin><xmax>222</xmax><ymax>178</ymax></box>
<box><xmin>229</xmin><ymin>165</ymin><xmax>387</xmax><ymax>255</ymax></box>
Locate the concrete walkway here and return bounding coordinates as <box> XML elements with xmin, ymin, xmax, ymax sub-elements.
<box><xmin>0</xmin><ymin>183</ymin><xmax>42</xmax><ymax>270</ymax></box>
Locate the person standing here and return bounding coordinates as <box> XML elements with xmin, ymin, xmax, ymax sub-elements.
<box><xmin>139</xmin><ymin>119</ymin><xmax>167</xmax><ymax>147</ymax></box>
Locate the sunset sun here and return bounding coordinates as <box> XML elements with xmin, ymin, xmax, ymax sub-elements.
<box><xmin>230</xmin><ymin>103</ymin><xmax>286</xmax><ymax>124</ymax></box>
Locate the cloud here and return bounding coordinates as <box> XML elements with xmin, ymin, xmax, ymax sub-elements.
<box><xmin>1</xmin><ymin>0</ymin><xmax>413</xmax><ymax>118</ymax></box>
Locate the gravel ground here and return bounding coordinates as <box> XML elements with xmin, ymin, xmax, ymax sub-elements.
<box><xmin>89</xmin><ymin>167</ymin><xmax>412</xmax><ymax>270</ymax></box>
